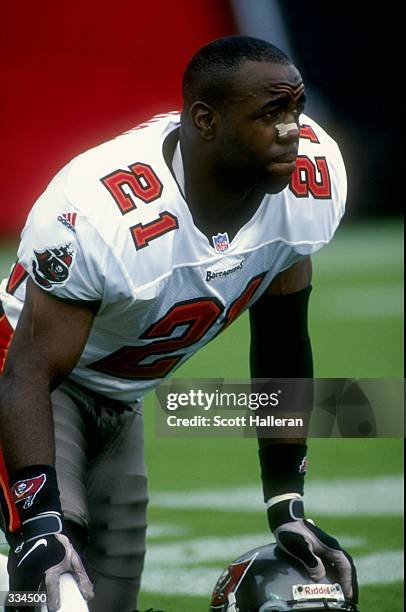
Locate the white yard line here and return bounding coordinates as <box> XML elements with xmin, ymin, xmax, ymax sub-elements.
<box><xmin>151</xmin><ymin>475</ymin><xmax>404</xmax><ymax>516</ymax></box>
<box><xmin>0</xmin><ymin>543</ymin><xmax>403</xmax><ymax>598</ymax></box>
<box><xmin>144</xmin><ymin>533</ymin><xmax>366</xmax><ymax>566</ymax></box>
<box><xmin>140</xmin><ymin>549</ymin><xmax>404</xmax><ymax>595</ymax></box>
<box><xmin>147</xmin><ymin>523</ymin><xmax>190</xmax><ymax>539</ymax></box>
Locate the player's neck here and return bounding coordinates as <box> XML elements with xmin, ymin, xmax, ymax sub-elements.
<box><xmin>179</xmin><ymin>138</ymin><xmax>264</xmax><ymax>239</ymax></box>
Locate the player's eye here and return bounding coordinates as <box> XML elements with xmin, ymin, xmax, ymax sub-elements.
<box><xmin>261</xmin><ymin>108</ymin><xmax>281</xmax><ymax>120</ymax></box>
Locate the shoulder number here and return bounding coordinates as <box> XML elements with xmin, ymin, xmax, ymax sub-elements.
<box><xmin>289</xmin><ymin>125</ymin><xmax>332</xmax><ymax>199</ymax></box>
<box><xmin>101</xmin><ymin>163</ymin><xmax>178</xmax><ymax>249</ymax></box>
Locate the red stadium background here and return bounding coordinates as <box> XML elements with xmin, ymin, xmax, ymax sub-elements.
<box><xmin>1</xmin><ymin>1</ymin><xmax>235</xmax><ymax>237</ymax></box>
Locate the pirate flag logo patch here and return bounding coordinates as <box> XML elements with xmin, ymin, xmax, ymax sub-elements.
<box><xmin>32</xmin><ymin>243</ymin><xmax>75</xmax><ymax>290</ymax></box>
<box><xmin>12</xmin><ymin>474</ymin><xmax>46</xmax><ymax>510</ymax></box>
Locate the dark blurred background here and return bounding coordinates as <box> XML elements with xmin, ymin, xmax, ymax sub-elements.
<box><xmin>283</xmin><ymin>2</ymin><xmax>404</xmax><ymax>219</ymax></box>
<box><xmin>1</xmin><ymin>0</ymin><xmax>403</xmax><ymax>237</ymax></box>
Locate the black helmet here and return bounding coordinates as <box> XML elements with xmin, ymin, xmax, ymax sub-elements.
<box><xmin>209</xmin><ymin>543</ymin><xmax>359</xmax><ymax>611</ymax></box>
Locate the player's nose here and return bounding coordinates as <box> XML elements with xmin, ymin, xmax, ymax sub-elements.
<box><xmin>275</xmin><ymin>121</ymin><xmax>300</xmax><ymax>144</ymax></box>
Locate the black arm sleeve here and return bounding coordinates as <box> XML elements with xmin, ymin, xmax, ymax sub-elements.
<box><xmin>249</xmin><ymin>285</ymin><xmax>313</xmax><ymax>378</ymax></box>
<box><xmin>250</xmin><ymin>285</ymin><xmax>313</xmax><ymax>501</ymax></box>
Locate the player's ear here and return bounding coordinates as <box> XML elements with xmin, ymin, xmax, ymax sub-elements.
<box><xmin>189</xmin><ymin>101</ymin><xmax>217</xmax><ymax>141</ymax></box>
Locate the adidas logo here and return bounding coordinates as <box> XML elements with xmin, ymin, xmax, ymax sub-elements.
<box><xmin>57</xmin><ymin>212</ymin><xmax>77</xmax><ymax>233</ymax></box>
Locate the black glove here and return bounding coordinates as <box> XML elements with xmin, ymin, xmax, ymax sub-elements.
<box><xmin>267</xmin><ymin>495</ymin><xmax>358</xmax><ymax>603</ymax></box>
<box><xmin>8</xmin><ymin>531</ymin><xmax>93</xmax><ymax>611</ymax></box>
<box><xmin>7</xmin><ymin>464</ymin><xmax>93</xmax><ymax>611</ymax></box>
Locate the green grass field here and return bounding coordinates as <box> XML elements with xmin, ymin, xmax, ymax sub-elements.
<box><xmin>0</xmin><ymin>219</ymin><xmax>403</xmax><ymax>611</ymax></box>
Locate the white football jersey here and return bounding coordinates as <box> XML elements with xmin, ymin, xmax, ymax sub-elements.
<box><xmin>0</xmin><ymin>112</ymin><xmax>346</xmax><ymax>402</ymax></box>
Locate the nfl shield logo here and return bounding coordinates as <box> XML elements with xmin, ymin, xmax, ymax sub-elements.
<box><xmin>212</xmin><ymin>232</ymin><xmax>230</xmax><ymax>253</ymax></box>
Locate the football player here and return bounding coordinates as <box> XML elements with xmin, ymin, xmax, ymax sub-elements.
<box><xmin>0</xmin><ymin>36</ymin><xmax>357</xmax><ymax>611</ymax></box>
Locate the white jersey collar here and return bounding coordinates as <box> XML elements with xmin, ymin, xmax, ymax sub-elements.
<box><xmin>172</xmin><ymin>140</ymin><xmax>185</xmax><ymax>196</ymax></box>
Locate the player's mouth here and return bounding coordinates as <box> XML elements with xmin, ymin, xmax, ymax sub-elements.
<box><xmin>267</xmin><ymin>154</ymin><xmax>297</xmax><ymax>176</ymax></box>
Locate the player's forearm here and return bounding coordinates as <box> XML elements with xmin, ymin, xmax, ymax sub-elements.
<box><xmin>249</xmin><ymin>292</ymin><xmax>313</xmax><ymax>379</ymax></box>
<box><xmin>0</xmin><ymin>368</ymin><xmax>55</xmax><ymax>472</ymax></box>
<box><xmin>250</xmin><ymin>285</ymin><xmax>313</xmax><ymax>447</ymax></box>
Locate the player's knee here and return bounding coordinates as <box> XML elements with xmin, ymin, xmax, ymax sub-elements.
<box><xmin>87</xmin><ymin>499</ymin><xmax>148</xmax><ymax>579</ymax></box>
<box><xmin>88</xmin><ymin>523</ymin><xmax>147</xmax><ymax>575</ymax></box>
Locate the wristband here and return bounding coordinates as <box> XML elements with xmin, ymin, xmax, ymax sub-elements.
<box><xmin>10</xmin><ymin>464</ymin><xmax>63</xmax><ymax>530</ymax></box>
<box><xmin>20</xmin><ymin>512</ymin><xmax>63</xmax><ymax>542</ymax></box>
<box><xmin>267</xmin><ymin>497</ymin><xmax>305</xmax><ymax>531</ymax></box>
<box><xmin>266</xmin><ymin>492</ymin><xmax>301</xmax><ymax>508</ymax></box>
<box><xmin>258</xmin><ymin>443</ymin><xmax>307</xmax><ymax>502</ymax></box>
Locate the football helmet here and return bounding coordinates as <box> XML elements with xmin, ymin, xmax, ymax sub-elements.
<box><xmin>209</xmin><ymin>543</ymin><xmax>359</xmax><ymax>611</ymax></box>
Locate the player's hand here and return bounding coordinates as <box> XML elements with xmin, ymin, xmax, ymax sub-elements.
<box><xmin>7</xmin><ymin>464</ymin><xmax>93</xmax><ymax>610</ymax></box>
<box><xmin>8</xmin><ymin>532</ymin><xmax>94</xmax><ymax>611</ymax></box>
<box><xmin>267</xmin><ymin>496</ymin><xmax>358</xmax><ymax>602</ymax></box>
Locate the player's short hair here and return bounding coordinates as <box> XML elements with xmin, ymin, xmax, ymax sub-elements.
<box><xmin>182</xmin><ymin>35</ymin><xmax>291</xmax><ymax>110</ymax></box>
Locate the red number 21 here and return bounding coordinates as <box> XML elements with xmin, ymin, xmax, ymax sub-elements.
<box><xmin>101</xmin><ymin>163</ymin><xmax>178</xmax><ymax>249</ymax></box>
